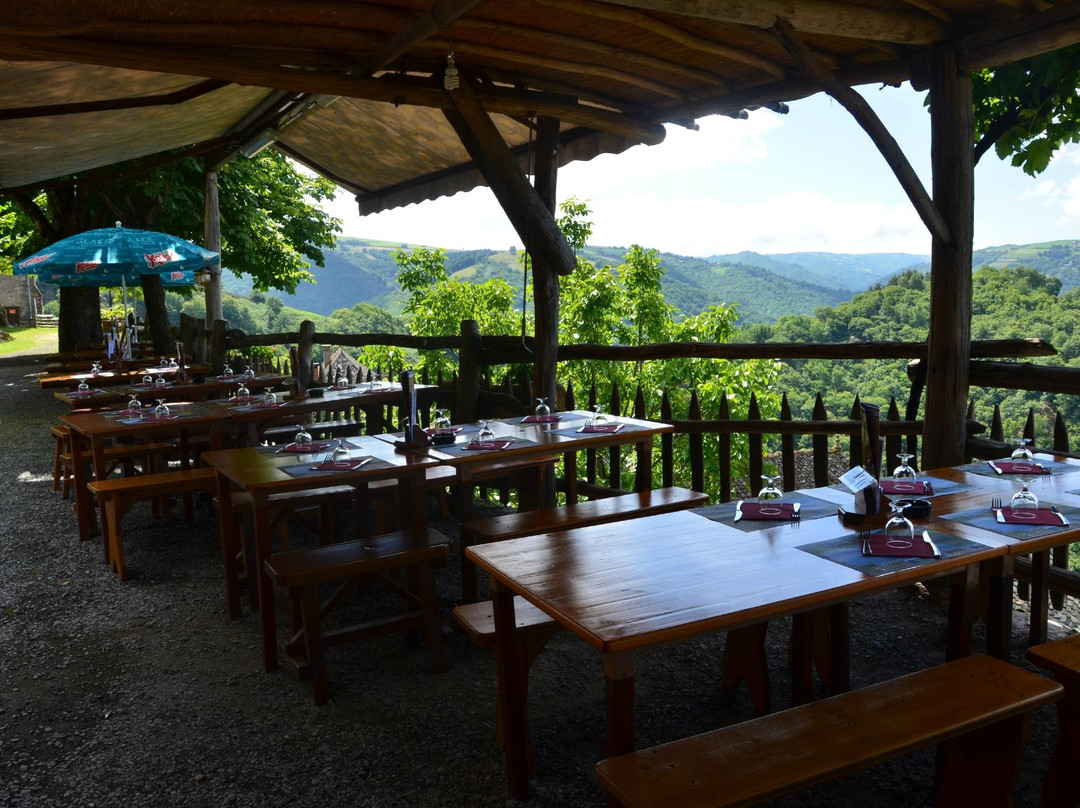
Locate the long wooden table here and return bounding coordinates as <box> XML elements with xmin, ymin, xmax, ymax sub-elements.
<box><xmin>468</xmin><ymin>456</ymin><xmax>1080</xmax><ymax>799</ymax></box>
<box><xmin>55</xmin><ymin>374</ymin><xmax>292</xmax><ymax>409</ymax></box>
<box><xmin>201</xmin><ymin>438</ymin><xmax>443</xmax><ymax>672</ymax></box>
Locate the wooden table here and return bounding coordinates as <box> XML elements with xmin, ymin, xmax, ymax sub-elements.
<box><xmin>60</xmin><ymin>402</ymin><xmax>228</xmax><ymax>542</ymax></box>
<box><xmin>54</xmin><ymin>374</ymin><xmax>292</xmax><ymax>409</ymax></box>
<box><xmin>200</xmin><ymin>438</ymin><xmax>443</xmax><ymax>672</ymax></box>
<box><xmin>40</xmin><ymin>363</ymin><xmax>211</xmax><ymax>389</ymax></box>
<box><xmin>468</xmin><ymin>458</ymin><xmax>1080</xmax><ymax>799</ymax></box>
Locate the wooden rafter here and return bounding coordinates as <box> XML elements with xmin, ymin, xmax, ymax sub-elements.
<box><xmin>0</xmin><ymin>79</ymin><xmax>228</xmax><ymax>122</ymax></box>
<box><xmin>443</xmin><ymin>79</ymin><xmax>577</xmax><ymax>277</ymax></box>
<box><xmin>355</xmin><ymin>0</ymin><xmax>486</xmax><ymax>75</ymax></box>
<box><xmin>0</xmin><ymin>38</ymin><xmax>664</xmax><ymax>145</ymax></box>
<box><xmin>597</xmin><ymin>0</ymin><xmax>948</xmax><ymax>44</ymax></box>
<box><xmin>771</xmin><ymin>19</ymin><xmax>950</xmax><ymax>245</ymax></box>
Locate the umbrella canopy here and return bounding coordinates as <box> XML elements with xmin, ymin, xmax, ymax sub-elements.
<box><xmin>13</xmin><ymin>223</ymin><xmax>217</xmax><ymax>278</ymax></box>
<box><xmin>37</xmin><ymin>269</ymin><xmax>196</xmax><ymax>288</ymax></box>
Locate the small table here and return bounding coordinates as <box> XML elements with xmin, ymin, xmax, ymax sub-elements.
<box><xmin>201</xmin><ymin>437</ymin><xmax>443</xmax><ymax>672</ymax></box>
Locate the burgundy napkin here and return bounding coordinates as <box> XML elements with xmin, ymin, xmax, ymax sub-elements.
<box><xmin>738</xmin><ymin>502</ymin><xmax>798</xmax><ymax>521</ymax></box>
<box><xmin>313</xmin><ymin>458</ymin><xmax>369</xmax><ymax>471</ymax></box>
<box><xmin>279</xmin><ymin>442</ymin><xmax>332</xmax><ymax>454</ymax></box>
<box><xmin>999</xmin><ymin>507</ymin><xmax>1065</xmax><ymax>526</ymax></box>
<box><xmin>70</xmin><ymin>388</ymin><xmax>106</xmax><ymax>396</ymax></box>
<box><xmin>879</xmin><ymin>479</ymin><xmax>933</xmax><ymax>495</ymax></box>
<box><xmin>578</xmin><ymin>423</ymin><xmax>623</xmax><ymax>434</ymax></box>
<box><xmin>862</xmin><ymin>533</ymin><xmax>936</xmax><ymax>557</ymax></box>
<box><xmin>465</xmin><ymin>439</ymin><xmax>512</xmax><ymax>451</ymax></box>
<box><xmin>521</xmin><ymin>414</ymin><xmax>562</xmax><ymax>424</ymax></box>
<box><xmin>993</xmin><ymin>460</ymin><xmax>1051</xmax><ymax>475</ymax></box>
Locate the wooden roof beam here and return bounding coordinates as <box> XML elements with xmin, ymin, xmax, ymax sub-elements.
<box><xmin>355</xmin><ymin>0</ymin><xmax>486</xmax><ymax>76</ymax></box>
<box><xmin>598</xmin><ymin>0</ymin><xmax>948</xmax><ymax>45</ymax></box>
<box><xmin>771</xmin><ymin>19</ymin><xmax>950</xmax><ymax>245</ymax></box>
<box><xmin>443</xmin><ymin>78</ymin><xmax>577</xmax><ymax>277</ymax></box>
<box><xmin>0</xmin><ymin>78</ymin><xmax>229</xmax><ymax>122</ymax></box>
<box><xmin>956</xmin><ymin>0</ymin><xmax>1080</xmax><ymax>72</ymax></box>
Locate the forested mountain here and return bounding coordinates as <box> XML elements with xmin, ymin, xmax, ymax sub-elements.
<box><xmin>706</xmin><ymin>250</ymin><xmax>927</xmax><ymax>291</ymax></box>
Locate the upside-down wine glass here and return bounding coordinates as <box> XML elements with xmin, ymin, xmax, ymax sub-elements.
<box><xmin>535</xmin><ymin>397</ymin><xmax>551</xmax><ymax>419</ymax></box>
<box><xmin>588</xmin><ymin>404</ymin><xmax>608</xmax><ymax>427</ymax></box>
<box><xmin>153</xmin><ymin>375</ymin><xmax>168</xmax><ymax>388</ymax></box>
<box><xmin>127</xmin><ymin>395</ymin><xmax>142</xmax><ymax>413</ymax></box>
<box><xmin>153</xmin><ymin>399</ymin><xmax>170</xmax><ymax>419</ymax></box>
<box><xmin>476</xmin><ymin>419</ymin><xmax>495</xmax><ymax>444</ymax></box>
<box><xmin>758</xmin><ymin>475</ymin><xmax>783</xmax><ymax>514</ymax></box>
<box><xmin>234</xmin><ymin>381</ymin><xmax>250</xmax><ymax>401</ymax></box>
<box><xmin>243</xmin><ymin>365</ymin><xmax>255</xmax><ymax>381</ymax></box>
<box><xmin>1010</xmin><ymin>477</ymin><xmax>1040</xmax><ymax>514</ymax></box>
<box><xmin>883</xmin><ymin>499</ymin><xmax>915</xmax><ymax>547</ymax></box>
<box><xmin>262</xmin><ymin>387</ymin><xmax>277</xmax><ymax>406</ymax></box>
<box><xmin>222</xmin><ymin>363</ymin><xmax>233</xmax><ymax>378</ymax></box>
<box><xmin>293</xmin><ymin>424</ymin><xmax>313</xmax><ymax>449</ymax></box>
<box><xmin>892</xmin><ymin>453</ymin><xmax>917</xmax><ymax>481</ymax></box>
<box><xmin>1011</xmin><ymin>437</ymin><xmax>1034</xmax><ymax>463</ymax></box>
<box><xmin>433</xmin><ymin>408</ymin><xmax>453</xmax><ymax>434</ymax></box>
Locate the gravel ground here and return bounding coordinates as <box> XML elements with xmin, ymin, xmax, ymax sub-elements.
<box><xmin>1</xmin><ymin>352</ymin><xmax>1077</xmax><ymax>807</ymax></box>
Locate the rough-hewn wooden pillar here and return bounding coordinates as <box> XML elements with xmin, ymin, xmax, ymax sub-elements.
<box><xmin>923</xmin><ymin>43</ymin><xmax>973</xmax><ymax>469</ymax></box>
<box><xmin>532</xmin><ymin>116</ymin><xmax>561</xmax><ymax>408</ymax></box>
<box><xmin>204</xmin><ymin>164</ymin><xmax>224</xmax><ymax>324</ymax></box>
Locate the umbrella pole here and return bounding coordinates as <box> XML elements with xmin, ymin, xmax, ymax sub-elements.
<box><xmin>121</xmin><ymin>276</ymin><xmax>132</xmax><ymax>360</ymax></box>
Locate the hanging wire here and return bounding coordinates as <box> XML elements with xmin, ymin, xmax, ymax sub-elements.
<box><xmin>522</xmin><ymin>116</ymin><xmax>535</xmax><ymax>354</ymax></box>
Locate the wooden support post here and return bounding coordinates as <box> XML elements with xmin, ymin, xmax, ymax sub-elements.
<box><xmin>923</xmin><ymin>43</ymin><xmax>974</xmax><ymax>468</ymax></box>
<box><xmin>203</xmin><ymin>163</ymin><xmax>224</xmax><ymax>324</ymax></box>
<box><xmin>209</xmin><ymin>318</ymin><xmax>229</xmax><ymax>374</ymax></box>
<box><xmin>297</xmin><ymin>319</ymin><xmax>315</xmax><ymax>387</ymax></box>
<box><xmin>457</xmin><ymin>319</ymin><xmax>482</xmax><ymax>424</ymax></box>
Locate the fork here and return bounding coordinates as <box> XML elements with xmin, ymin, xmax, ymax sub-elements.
<box><xmin>792</xmin><ymin>502</ymin><xmax>801</xmax><ymax>521</ymax></box>
<box><xmin>859</xmin><ymin>522</ymin><xmax>873</xmax><ymax>555</ymax></box>
<box><xmin>991</xmin><ymin>497</ymin><xmax>1001</xmax><ymax>514</ymax></box>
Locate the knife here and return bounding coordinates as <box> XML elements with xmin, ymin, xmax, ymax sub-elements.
<box><xmin>1051</xmin><ymin>505</ymin><xmax>1070</xmax><ymax>526</ymax></box>
<box><xmin>734</xmin><ymin>500</ymin><xmax>744</xmax><ymax>521</ymax></box>
<box><xmin>994</xmin><ymin>507</ymin><xmax>1006</xmax><ymax>524</ymax></box>
<box><xmin>986</xmin><ymin>460</ymin><xmax>1003</xmax><ymax>475</ymax></box>
<box><xmin>922</xmin><ymin>531</ymin><xmax>941</xmax><ymax>558</ymax></box>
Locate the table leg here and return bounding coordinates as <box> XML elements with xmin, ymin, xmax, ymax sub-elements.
<box><xmin>605</xmin><ymin>651</ymin><xmax>636</xmax><ymax>757</ymax></box>
<box><xmin>1030</xmin><ymin>549</ymin><xmax>1050</xmax><ymax>647</ymax></box>
<box><xmin>252</xmin><ymin>490</ymin><xmax>278</xmax><ymax>672</ymax></box>
<box><xmin>213</xmin><ymin>469</ymin><xmax>241</xmax><ymax>620</ymax></box>
<box><xmin>91</xmin><ymin>440</ymin><xmax>109</xmax><ymax>555</ymax></box>
<box><xmin>986</xmin><ymin>556</ymin><xmax>1014</xmax><ymax>661</ymax></box>
<box><xmin>491</xmin><ymin>583</ymin><xmax>531</xmax><ymax>800</ymax></box>
<box><xmin>68</xmin><ymin>432</ymin><xmax>95</xmax><ymax>541</ymax></box>
<box><xmin>947</xmin><ymin>564</ymin><xmax>980</xmax><ymax>660</ymax></box>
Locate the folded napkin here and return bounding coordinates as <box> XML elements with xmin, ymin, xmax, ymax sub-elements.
<box><xmin>738</xmin><ymin>502</ymin><xmax>798</xmax><ymax>521</ymax></box>
<box><xmin>425</xmin><ymin>426</ymin><xmax>463</xmax><ymax>436</ymax></box>
<box><xmin>465</xmin><ymin>439</ymin><xmax>512</xmax><ymax>451</ymax></box>
<box><xmin>998</xmin><ymin>506</ymin><xmax>1065</xmax><ymax>526</ymax></box>
<box><xmin>279</xmin><ymin>442</ymin><xmax>331</xmax><ymax>454</ymax></box>
<box><xmin>312</xmin><ymin>458</ymin><xmax>369</xmax><ymax>471</ymax></box>
<box><xmin>993</xmin><ymin>460</ymin><xmax>1051</xmax><ymax>475</ymax></box>
<box><xmin>521</xmin><ymin>414</ymin><xmax>562</xmax><ymax>424</ymax></box>
<box><xmin>879</xmin><ymin>479</ymin><xmax>934</xmax><ymax>495</ymax></box>
<box><xmin>578</xmin><ymin>423</ymin><xmax>623</xmax><ymax>434</ymax></box>
<box><xmin>861</xmin><ymin>532</ymin><xmax>936</xmax><ymax>558</ymax></box>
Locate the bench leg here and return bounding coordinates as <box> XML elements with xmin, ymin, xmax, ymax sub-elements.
<box><xmin>946</xmin><ymin>565</ymin><xmax>979</xmax><ymax>660</ymax></box>
<box><xmin>492</xmin><ymin>585</ymin><xmax>532</xmax><ymax>800</ymax></box>
<box><xmin>1030</xmin><ymin>549</ymin><xmax>1050</xmax><ymax>647</ymax></box>
<box><xmin>1043</xmin><ymin>674</ymin><xmax>1080</xmax><ymax>808</ymax></box>
<box><xmin>934</xmin><ymin>713</ymin><xmax>1029</xmax><ymax>807</ymax></box>
<box><xmin>417</xmin><ymin>562</ymin><xmax>447</xmax><ymax>674</ymax></box>
<box><xmin>721</xmin><ymin>623</ymin><xmax>771</xmax><ymax>714</ymax></box>
<box><xmin>296</xmin><ymin>585</ymin><xmax>330</xmax><ymax>705</ymax></box>
<box><xmin>101</xmin><ymin>495</ymin><xmax>133</xmax><ymax>580</ymax></box>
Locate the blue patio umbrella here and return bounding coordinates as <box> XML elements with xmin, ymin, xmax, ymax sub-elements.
<box><xmin>14</xmin><ymin>222</ymin><xmax>217</xmax><ymax>278</ymax></box>
<box><xmin>37</xmin><ymin>268</ymin><xmax>196</xmax><ymax>288</ymax></box>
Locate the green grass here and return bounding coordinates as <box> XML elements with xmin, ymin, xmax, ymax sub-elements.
<box><xmin>0</xmin><ymin>326</ymin><xmax>57</xmax><ymax>356</ymax></box>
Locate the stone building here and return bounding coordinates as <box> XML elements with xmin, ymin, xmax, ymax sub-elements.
<box><xmin>0</xmin><ymin>275</ymin><xmax>42</xmax><ymax>326</ymax></box>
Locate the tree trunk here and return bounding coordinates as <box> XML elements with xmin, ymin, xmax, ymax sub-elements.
<box><xmin>57</xmin><ymin>287</ymin><xmax>102</xmax><ymax>352</ymax></box>
<box><xmin>140</xmin><ymin>273</ymin><xmax>173</xmax><ymax>356</ymax></box>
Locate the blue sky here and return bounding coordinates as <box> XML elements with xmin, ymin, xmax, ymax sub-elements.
<box><xmin>323</xmin><ymin>82</ymin><xmax>1080</xmax><ymax>257</ymax></box>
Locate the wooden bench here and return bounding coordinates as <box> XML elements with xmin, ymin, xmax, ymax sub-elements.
<box><xmin>595</xmin><ymin>654</ymin><xmax>1061</xmax><ymax>808</ymax></box>
<box><xmin>264</xmin><ymin>528</ymin><xmax>450</xmax><ymax>705</ymax></box>
<box><xmin>88</xmin><ymin>467</ymin><xmax>217</xmax><ymax>580</ymax></box>
<box><xmin>458</xmin><ymin>487</ymin><xmax>710</xmax><ymax>602</ymax></box>
<box><xmin>52</xmin><ymin>424</ymin><xmax>174</xmax><ymax>500</ymax></box>
<box><xmin>1027</xmin><ymin>635</ymin><xmax>1080</xmax><ymax>808</ymax></box>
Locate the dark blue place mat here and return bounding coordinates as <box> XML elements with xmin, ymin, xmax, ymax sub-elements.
<box><xmin>940</xmin><ymin>503</ymin><xmax>1080</xmax><ymax>540</ymax></box>
<box><xmin>278</xmin><ymin>455</ymin><xmax>397</xmax><ymax>478</ymax></box>
<box><xmin>692</xmin><ymin>492</ymin><xmax>839</xmax><ymax>532</ymax></box>
<box><xmin>796</xmin><ymin>529</ymin><xmax>986</xmax><ymax>576</ymax></box>
<box><xmin>954</xmin><ymin>458</ymin><xmax>1080</xmax><ymax>479</ymax></box>
<box><xmin>430</xmin><ymin>435</ymin><xmax>541</xmax><ymax>456</ymax></box>
<box><xmin>550</xmin><ymin>421</ymin><xmax>648</xmax><ymax>439</ymax></box>
<box><xmin>831</xmin><ymin>474</ymin><xmax>973</xmax><ymax>499</ymax></box>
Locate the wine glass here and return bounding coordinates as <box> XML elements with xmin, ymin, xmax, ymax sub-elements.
<box><xmin>262</xmin><ymin>387</ymin><xmax>277</xmax><ymax>406</ymax></box>
<box><xmin>243</xmin><ymin>365</ymin><xmax>255</xmax><ymax>381</ymax></box>
<box><xmin>77</xmin><ymin>379</ymin><xmax>89</xmax><ymax>394</ymax></box>
<box><xmin>127</xmin><ymin>395</ymin><xmax>141</xmax><ymax>413</ymax></box>
<box><xmin>153</xmin><ymin>399</ymin><xmax>170</xmax><ymax>419</ymax></box>
<box><xmin>167</xmin><ymin>357</ymin><xmax>178</xmax><ymax>368</ymax></box>
<box><xmin>233</xmin><ymin>382</ymin><xmax>250</xmax><ymax>400</ymax></box>
<box><xmin>222</xmin><ymin>363</ymin><xmax>233</xmax><ymax>378</ymax></box>
<box><xmin>476</xmin><ymin>419</ymin><xmax>495</xmax><ymax>444</ymax></box>
<box><xmin>883</xmin><ymin>499</ymin><xmax>915</xmax><ymax>547</ymax></box>
<box><xmin>153</xmin><ymin>374</ymin><xmax>167</xmax><ymax>388</ymax></box>
<box><xmin>588</xmin><ymin>404</ymin><xmax>608</xmax><ymax>427</ymax></box>
<box><xmin>90</xmin><ymin>361</ymin><xmax>101</xmax><ymax>376</ymax></box>
<box><xmin>1010</xmin><ymin>477</ymin><xmax>1040</xmax><ymax>514</ymax></box>
<box><xmin>433</xmin><ymin>408</ymin><xmax>453</xmax><ymax>434</ymax></box>
<box><xmin>535</xmin><ymin>397</ymin><xmax>551</xmax><ymax>419</ymax></box>
<box><xmin>758</xmin><ymin>475</ymin><xmax>783</xmax><ymax>514</ymax></box>
<box><xmin>141</xmin><ymin>373</ymin><xmax>153</xmax><ymax>387</ymax></box>
<box><xmin>331</xmin><ymin>439</ymin><xmax>351</xmax><ymax>461</ymax></box>
<box><xmin>293</xmin><ymin>424</ymin><xmax>313</xmax><ymax>448</ymax></box>
<box><xmin>892</xmin><ymin>453</ymin><xmax>917</xmax><ymax>481</ymax></box>
<box><xmin>1011</xmin><ymin>437</ymin><xmax>1034</xmax><ymax>463</ymax></box>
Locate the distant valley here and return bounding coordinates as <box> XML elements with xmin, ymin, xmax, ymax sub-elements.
<box><xmin>222</xmin><ymin>238</ymin><xmax>1080</xmax><ymax>325</ymax></box>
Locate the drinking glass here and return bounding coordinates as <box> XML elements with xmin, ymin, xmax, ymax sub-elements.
<box><xmin>293</xmin><ymin>424</ymin><xmax>313</xmax><ymax>447</ymax></box>
<box><xmin>153</xmin><ymin>399</ymin><xmax>170</xmax><ymax>418</ymax></box>
<box><xmin>243</xmin><ymin>365</ymin><xmax>255</xmax><ymax>381</ymax></box>
<box><xmin>127</xmin><ymin>395</ymin><xmax>141</xmax><ymax>413</ymax></box>
<box><xmin>758</xmin><ymin>475</ymin><xmax>782</xmax><ymax>504</ymax></box>
<box><xmin>588</xmin><ymin>404</ymin><xmax>608</xmax><ymax>427</ymax></box>
<box><xmin>91</xmin><ymin>361</ymin><xmax>101</xmax><ymax>376</ymax></box>
<box><xmin>141</xmin><ymin>373</ymin><xmax>153</xmax><ymax>386</ymax></box>
<box><xmin>1011</xmin><ymin>437</ymin><xmax>1034</xmax><ymax>463</ymax></box>
<box><xmin>167</xmin><ymin>357</ymin><xmax>178</xmax><ymax>368</ymax></box>
<box><xmin>433</xmin><ymin>408</ymin><xmax>453</xmax><ymax>434</ymax></box>
<box><xmin>1010</xmin><ymin>477</ymin><xmax>1040</xmax><ymax>514</ymax></box>
<box><xmin>153</xmin><ymin>375</ymin><xmax>167</xmax><ymax>388</ymax></box>
<box><xmin>234</xmin><ymin>382</ymin><xmax>250</xmax><ymax>400</ymax></box>
<box><xmin>476</xmin><ymin>419</ymin><xmax>495</xmax><ymax>444</ymax></box>
<box><xmin>892</xmin><ymin>453</ymin><xmax>917</xmax><ymax>481</ymax></box>
<box><xmin>222</xmin><ymin>363</ymin><xmax>233</xmax><ymax>378</ymax></box>
<box><xmin>77</xmin><ymin>380</ymin><xmax>89</xmax><ymax>394</ymax></box>
<box><xmin>883</xmin><ymin>500</ymin><xmax>915</xmax><ymax>547</ymax></box>
<box><xmin>535</xmin><ymin>397</ymin><xmax>551</xmax><ymax>419</ymax></box>
<box><xmin>262</xmin><ymin>387</ymin><xmax>277</xmax><ymax>406</ymax></box>
<box><xmin>331</xmin><ymin>439</ymin><xmax>351</xmax><ymax>461</ymax></box>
